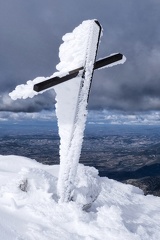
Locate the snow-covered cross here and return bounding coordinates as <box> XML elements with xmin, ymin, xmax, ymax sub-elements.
<box><xmin>9</xmin><ymin>20</ymin><xmax>126</xmax><ymax>205</ymax></box>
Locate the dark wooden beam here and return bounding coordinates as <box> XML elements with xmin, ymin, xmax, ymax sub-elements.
<box><xmin>33</xmin><ymin>53</ymin><xmax>123</xmax><ymax>92</ymax></box>
<box><xmin>33</xmin><ymin>67</ymin><xmax>83</xmax><ymax>92</ymax></box>
<box><xmin>94</xmin><ymin>53</ymin><xmax>123</xmax><ymax>70</ymax></box>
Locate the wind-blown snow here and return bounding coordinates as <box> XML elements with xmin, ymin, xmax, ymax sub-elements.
<box><xmin>0</xmin><ymin>155</ymin><xmax>160</xmax><ymax>240</ymax></box>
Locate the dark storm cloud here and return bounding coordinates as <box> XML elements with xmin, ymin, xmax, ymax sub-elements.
<box><xmin>0</xmin><ymin>91</ymin><xmax>56</xmax><ymax>112</ymax></box>
<box><xmin>1</xmin><ymin>0</ymin><xmax>160</xmax><ymax>112</ymax></box>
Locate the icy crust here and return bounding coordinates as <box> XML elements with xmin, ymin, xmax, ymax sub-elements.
<box><xmin>0</xmin><ymin>155</ymin><xmax>160</xmax><ymax>240</ymax></box>
<box><xmin>55</xmin><ymin>20</ymin><xmax>101</xmax><ymax>202</ymax></box>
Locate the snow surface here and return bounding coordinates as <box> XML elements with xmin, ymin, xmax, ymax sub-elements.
<box><xmin>0</xmin><ymin>155</ymin><xmax>160</xmax><ymax>240</ymax></box>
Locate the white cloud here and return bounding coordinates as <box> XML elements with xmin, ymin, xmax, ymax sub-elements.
<box><xmin>1</xmin><ymin>110</ymin><xmax>160</xmax><ymax>125</ymax></box>
<box><xmin>87</xmin><ymin>110</ymin><xmax>160</xmax><ymax>125</ymax></box>
<box><xmin>0</xmin><ymin>110</ymin><xmax>56</xmax><ymax>122</ymax></box>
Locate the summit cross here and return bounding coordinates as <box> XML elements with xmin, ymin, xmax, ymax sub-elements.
<box><xmin>9</xmin><ymin>20</ymin><xmax>126</xmax><ymax>205</ymax></box>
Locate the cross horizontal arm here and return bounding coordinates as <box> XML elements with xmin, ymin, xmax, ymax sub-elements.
<box><xmin>34</xmin><ymin>66</ymin><xmax>83</xmax><ymax>92</ymax></box>
<box><xmin>33</xmin><ymin>53</ymin><xmax>123</xmax><ymax>92</ymax></box>
<box><xmin>94</xmin><ymin>53</ymin><xmax>123</xmax><ymax>70</ymax></box>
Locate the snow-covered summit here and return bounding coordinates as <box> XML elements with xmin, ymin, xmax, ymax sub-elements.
<box><xmin>0</xmin><ymin>155</ymin><xmax>160</xmax><ymax>240</ymax></box>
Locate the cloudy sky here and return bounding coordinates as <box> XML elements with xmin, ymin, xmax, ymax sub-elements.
<box><xmin>0</xmin><ymin>0</ymin><xmax>160</xmax><ymax>114</ymax></box>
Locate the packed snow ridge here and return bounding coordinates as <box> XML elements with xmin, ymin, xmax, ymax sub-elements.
<box><xmin>0</xmin><ymin>155</ymin><xmax>160</xmax><ymax>240</ymax></box>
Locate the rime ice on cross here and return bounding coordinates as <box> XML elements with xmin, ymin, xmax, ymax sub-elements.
<box><xmin>9</xmin><ymin>20</ymin><xmax>126</xmax><ymax>204</ymax></box>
